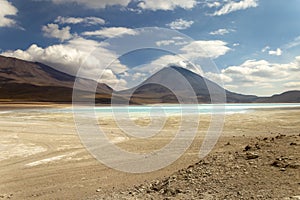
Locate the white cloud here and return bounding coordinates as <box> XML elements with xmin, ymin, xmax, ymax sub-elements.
<box><xmin>268</xmin><ymin>48</ymin><xmax>282</xmax><ymax>56</ymax></box>
<box><xmin>212</xmin><ymin>0</ymin><xmax>258</xmax><ymax>16</ymax></box>
<box><xmin>166</xmin><ymin>19</ymin><xmax>194</xmax><ymax>30</ymax></box>
<box><xmin>135</xmin><ymin>54</ymin><xmax>204</xmax><ymax>77</ymax></box>
<box><xmin>209</xmin><ymin>28</ymin><xmax>234</xmax><ymax>35</ymax></box>
<box><xmin>42</xmin><ymin>23</ymin><xmax>73</xmax><ymax>41</ymax></box>
<box><xmin>1</xmin><ymin>37</ymin><xmax>128</xmax><ymax>88</ymax></box>
<box><xmin>261</xmin><ymin>46</ymin><xmax>270</xmax><ymax>52</ymax></box>
<box><xmin>284</xmin><ymin>82</ymin><xmax>300</xmax><ymax>89</ymax></box>
<box><xmin>51</xmin><ymin>0</ymin><xmax>131</xmax><ymax>9</ymax></box>
<box><xmin>137</xmin><ymin>0</ymin><xmax>197</xmax><ymax>11</ymax></box>
<box><xmin>156</xmin><ymin>40</ymin><xmax>175</xmax><ymax>46</ymax></box>
<box><xmin>156</xmin><ymin>37</ymin><xmax>189</xmax><ymax>47</ymax></box>
<box><xmin>0</xmin><ymin>0</ymin><xmax>18</xmax><ymax>27</ymax></box>
<box><xmin>132</xmin><ymin>72</ymin><xmax>146</xmax><ymax>81</ymax></box>
<box><xmin>82</xmin><ymin>27</ymin><xmax>138</xmax><ymax>38</ymax></box>
<box><xmin>181</xmin><ymin>40</ymin><xmax>231</xmax><ymax>59</ymax></box>
<box><xmin>212</xmin><ymin>58</ymin><xmax>300</xmax><ymax>95</ymax></box>
<box><xmin>205</xmin><ymin>71</ymin><xmax>233</xmax><ymax>85</ymax></box>
<box><xmin>138</xmin><ymin>40</ymin><xmax>230</xmax><ymax>76</ymax></box>
<box><xmin>55</xmin><ymin>16</ymin><xmax>105</xmax><ymax>26</ymax></box>
<box><xmin>50</xmin><ymin>0</ymin><xmax>197</xmax><ymax>11</ymax></box>
<box><xmin>284</xmin><ymin>36</ymin><xmax>300</xmax><ymax>49</ymax></box>
<box><xmin>206</xmin><ymin>2</ymin><xmax>221</xmax><ymax>8</ymax></box>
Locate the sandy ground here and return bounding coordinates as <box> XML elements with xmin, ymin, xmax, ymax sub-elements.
<box><xmin>0</xmin><ymin>105</ymin><xmax>299</xmax><ymax>199</ymax></box>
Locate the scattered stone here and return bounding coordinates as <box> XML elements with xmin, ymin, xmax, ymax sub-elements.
<box><xmin>280</xmin><ymin>168</ymin><xmax>286</xmax><ymax>172</ymax></box>
<box><xmin>90</xmin><ymin>133</ymin><xmax>299</xmax><ymax>200</ymax></box>
<box><xmin>255</xmin><ymin>143</ymin><xmax>261</xmax><ymax>149</ymax></box>
<box><xmin>246</xmin><ymin>152</ymin><xmax>259</xmax><ymax>160</ymax></box>
<box><xmin>271</xmin><ymin>161</ymin><xmax>281</xmax><ymax>167</ymax></box>
<box><xmin>290</xmin><ymin>196</ymin><xmax>300</xmax><ymax>200</ymax></box>
<box><xmin>287</xmin><ymin>163</ymin><xmax>300</xmax><ymax>169</ymax></box>
<box><xmin>276</xmin><ymin>134</ymin><xmax>286</xmax><ymax>139</ymax></box>
<box><xmin>244</xmin><ymin>145</ymin><xmax>252</xmax><ymax>151</ymax></box>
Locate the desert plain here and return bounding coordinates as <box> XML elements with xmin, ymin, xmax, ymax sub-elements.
<box><xmin>0</xmin><ymin>104</ymin><xmax>299</xmax><ymax>199</ymax></box>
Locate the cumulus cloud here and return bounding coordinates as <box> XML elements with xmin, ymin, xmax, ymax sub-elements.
<box><xmin>212</xmin><ymin>0</ymin><xmax>258</xmax><ymax>16</ymax></box>
<box><xmin>131</xmin><ymin>54</ymin><xmax>204</xmax><ymax>78</ymax></box>
<box><xmin>1</xmin><ymin>37</ymin><xmax>128</xmax><ymax>87</ymax></box>
<box><xmin>42</xmin><ymin>23</ymin><xmax>74</xmax><ymax>41</ymax></box>
<box><xmin>0</xmin><ymin>0</ymin><xmax>18</xmax><ymax>27</ymax></box>
<box><xmin>181</xmin><ymin>40</ymin><xmax>231</xmax><ymax>59</ymax></box>
<box><xmin>138</xmin><ymin>40</ymin><xmax>230</xmax><ymax>76</ymax></box>
<box><xmin>55</xmin><ymin>16</ymin><xmax>105</xmax><ymax>26</ymax></box>
<box><xmin>209</xmin><ymin>58</ymin><xmax>300</xmax><ymax>95</ymax></box>
<box><xmin>82</xmin><ymin>27</ymin><xmax>138</xmax><ymax>38</ymax></box>
<box><xmin>51</xmin><ymin>0</ymin><xmax>131</xmax><ymax>9</ymax></box>
<box><xmin>209</xmin><ymin>28</ymin><xmax>234</xmax><ymax>35</ymax></box>
<box><xmin>268</xmin><ymin>48</ymin><xmax>282</xmax><ymax>56</ymax></box>
<box><xmin>137</xmin><ymin>0</ymin><xmax>197</xmax><ymax>11</ymax></box>
<box><xmin>166</xmin><ymin>19</ymin><xmax>194</xmax><ymax>30</ymax></box>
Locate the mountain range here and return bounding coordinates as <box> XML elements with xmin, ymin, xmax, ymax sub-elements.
<box><xmin>0</xmin><ymin>55</ymin><xmax>299</xmax><ymax>104</ymax></box>
<box><xmin>0</xmin><ymin>55</ymin><xmax>112</xmax><ymax>103</ymax></box>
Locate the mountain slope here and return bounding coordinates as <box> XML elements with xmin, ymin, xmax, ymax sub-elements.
<box><xmin>255</xmin><ymin>90</ymin><xmax>300</xmax><ymax>103</ymax></box>
<box><xmin>0</xmin><ymin>55</ymin><xmax>112</xmax><ymax>102</ymax></box>
<box><xmin>118</xmin><ymin>66</ymin><xmax>258</xmax><ymax>104</ymax></box>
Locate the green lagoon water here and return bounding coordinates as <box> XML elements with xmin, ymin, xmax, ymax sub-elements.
<box><xmin>52</xmin><ymin>103</ymin><xmax>300</xmax><ymax>116</ymax></box>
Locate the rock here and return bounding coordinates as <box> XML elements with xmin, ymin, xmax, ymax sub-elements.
<box><xmin>290</xmin><ymin>142</ymin><xmax>297</xmax><ymax>146</ymax></box>
<box><xmin>287</xmin><ymin>163</ymin><xmax>300</xmax><ymax>169</ymax></box>
<box><xmin>244</xmin><ymin>145</ymin><xmax>252</xmax><ymax>151</ymax></box>
<box><xmin>246</xmin><ymin>152</ymin><xmax>259</xmax><ymax>160</ymax></box>
<box><xmin>96</xmin><ymin>189</ymin><xmax>101</xmax><ymax>192</ymax></box>
<box><xmin>285</xmin><ymin>196</ymin><xmax>300</xmax><ymax>200</ymax></box>
<box><xmin>271</xmin><ymin>161</ymin><xmax>281</xmax><ymax>167</ymax></box>
<box><xmin>255</xmin><ymin>143</ymin><xmax>261</xmax><ymax>149</ymax></box>
<box><xmin>280</xmin><ymin>168</ymin><xmax>286</xmax><ymax>171</ymax></box>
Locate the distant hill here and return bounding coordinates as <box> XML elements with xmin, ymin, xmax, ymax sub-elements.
<box><xmin>0</xmin><ymin>55</ymin><xmax>112</xmax><ymax>103</ymax></box>
<box><xmin>255</xmin><ymin>91</ymin><xmax>300</xmax><ymax>103</ymax></box>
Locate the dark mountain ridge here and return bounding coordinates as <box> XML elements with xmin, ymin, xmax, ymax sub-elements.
<box><xmin>0</xmin><ymin>55</ymin><xmax>112</xmax><ymax>103</ymax></box>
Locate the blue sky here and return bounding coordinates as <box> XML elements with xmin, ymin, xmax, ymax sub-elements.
<box><xmin>1</xmin><ymin>0</ymin><xmax>300</xmax><ymax>96</ymax></box>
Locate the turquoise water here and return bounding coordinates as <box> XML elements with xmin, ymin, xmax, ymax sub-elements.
<box><xmin>69</xmin><ymin>103</ymin><xmax>300</xmax><ymax>115</ymax></box>
<box><xmin>2</xmin><ymin>103</ymin><xmax>300</xmax><ymax>115</ymax></box>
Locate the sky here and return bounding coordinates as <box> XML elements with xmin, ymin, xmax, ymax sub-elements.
<box><xmin>0</xmin><ymin>0</ymin><xmax>300</xmax><ymax>96</ymax></box>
